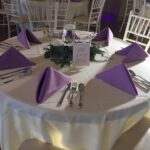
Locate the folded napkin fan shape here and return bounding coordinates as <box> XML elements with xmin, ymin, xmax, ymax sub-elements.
<box><xmin>115</xmin><ymin>43</ymin><xmax>148</xmax><ymax>63</ymax></box>
<box><xmin>17</xmin><ymin>29</ymin><xmax>42</xmax><ymax>49</ymax></box>
<box><xmin>92</xmin><ymin>27</ymin><xmax>113</xmax><ymax>46</ymax></box>
<box><xmin>96</xmin><ymin>64</ymin><xmax>138</xmax><ymax>96</ymax></box>
<box><xmin>0</xmin><ymin>47</ymin><xmax>36</xmax><ymax>70</ymax></box>
<box><xmin>36</xmin><ymin>67</ymin><xmax>71</xmax><ymax>103</ymax></box>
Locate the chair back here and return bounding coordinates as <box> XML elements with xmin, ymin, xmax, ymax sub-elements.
<box><xmin>2</xmin><ymin>0</ymin><xmax>24</xmax><ymax>24</ymax></box>
<box><xmin>26</xmin><ymin>0</ymin><xmax>58</xmax><ymax>31</ymax></box>
<box><xmin>57</xmin><ymin>0</ymin><xmax>70</xmax><ymax>29</ymax></box>
<box><xmin>133</xmin><ymin>0</ymin><xmax>146</xmax><ymax>16</ymax></box>
<box><xmin>123</xmin><ymin>11</ymin><xmax>150</xmax><ymax>52</ymax></box>
<box><xmin>119</xmin><ymin>0</ymin><xmax>134</xmax><ymax>32</ymax></box>
<box><xmin>88</xmin><ymin>0</ymin><xmax>106</xmax><ymax>32</ymax></box>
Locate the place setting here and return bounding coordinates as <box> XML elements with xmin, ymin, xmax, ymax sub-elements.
<box><xmin>0</xmin><ymin>46</ymin><xmax>36</xmax><ymax>86</ymax></box>
<box><xmin>56</xmin><ymin>82</ymin><xmax>85</xmax><ymax>109</ymax></box>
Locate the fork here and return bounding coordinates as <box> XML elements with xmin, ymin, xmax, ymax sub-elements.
<box><xmin>69</xmin><ymin>82</ymin><xmax>78</xmax><ymax>107</ymax></box>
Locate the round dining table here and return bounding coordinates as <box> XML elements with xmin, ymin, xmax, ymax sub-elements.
<box><xmin>0</xmin><ymin>31</ymin><xmax>150</xmax><ymax>150</ymax></box>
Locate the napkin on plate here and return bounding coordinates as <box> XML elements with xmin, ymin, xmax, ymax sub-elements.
<box><xmin>0</xmin><ymin>47</ymin><xmax>36</xmax><ymax>70</ymax></box>
<box><xmin>96</xmin><ymin>64</ymin><xmax>138</xmax><ymax>96</ymax></box>
<box><xmin>17</xmin><ymin>29</ymin><xmax>42</xmax><ymax>49</ymax></box>
<box><xmin>36</xmin><ymin>67</ymin><xmax>71</xmax><ymax>103</ymax></box>
<box><xmin>115</xmin><ymin>43</ymin><xmax>148</xmax><ymax>63</ymax></box>
<box><xmin>92</xmin><ymin>27</ymin><xmax>113</xmax><ymax>46</ymax></box>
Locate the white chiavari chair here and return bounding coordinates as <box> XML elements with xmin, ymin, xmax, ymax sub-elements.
<box><xmin>123</xmin><ymin>11</ymin><xmax>150</xmax><ymax>52</ymax></box>
<box><xmin>119</xmin><ymin>0</ymin><xmax>134</xmax><ymax>32</ymax></box>
<box><xmin>74</xmin><ymin>0</ymin><xmax>106</xmax><ymax>32</ymax></box>
<box><xmin>56</xmin><ymin>0</ymin><xmax>70</xmax><ymax>29</ymax></box>
<box><xmin>0</xmin><ymin>0</ymin><xmax>7</xmax><ymax>27</ymax></box>
<box><xmin>26</xmin><ymin>0</ymin><xmax>58</xmax><ymax>32</ymax></box>
<box><xmin>133</xmin><ymin>0</ymin><xmax>146</xmax><ymax>16</ymax></box>
<box><xmin>3</xmin><ymin>0</ymin><xmax>29</xmax><ymax>37</ymax></box>
<box><xmin>120</xmin><ymin>0</ymin><xmax>146</xmax><ymax>33</ymax></box>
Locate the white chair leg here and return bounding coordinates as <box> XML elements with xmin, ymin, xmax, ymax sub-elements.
<box><xmin>7</xmin><ymin>20</ymin><xmax>11</xmax><ymax>38</ymax></box>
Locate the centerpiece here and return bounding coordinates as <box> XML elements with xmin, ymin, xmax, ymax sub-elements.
<box><xmin>44</xmin><ymin>24</ymin><xmax>105</xmax><ymax>67</ymax></box>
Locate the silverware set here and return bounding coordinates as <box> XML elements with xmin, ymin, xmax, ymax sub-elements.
<box><xmin>129</xmin><ymin>69</ymin><xmax>150</xmax><ymax>90</ymax></box>
<box><xmin>57</xmin><ymin>82</ymin><xmax>85</xmax><ymax>108</ymax></box>
<box><xmin>0</xmin><ymin>41</ymin><xmax>22</xmax><ymax>50</ymax></box>
<box><xmin>0</xmin><ymin>67</ymin><xmax>32</xmax><ymax>85</ymax></box>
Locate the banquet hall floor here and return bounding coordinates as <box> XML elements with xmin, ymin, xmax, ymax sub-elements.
<box><xmin>112</xmin><ymin>110</ymin><xmax>150</xmax><ymax>150</ymax></box>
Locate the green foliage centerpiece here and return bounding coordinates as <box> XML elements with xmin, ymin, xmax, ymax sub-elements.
<box><xmin>44</xmin><ymin>24</ymin><xmax>105</xmax><ymax>67</ymax></box>
<box><xmin>44</xmin><ymin>40</ymin><xmax>105</xmax><ymax>67</ymax></box>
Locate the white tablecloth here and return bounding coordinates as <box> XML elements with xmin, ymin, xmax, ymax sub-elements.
<box><xmin>0</xmin><ymin>32</ymin><xmax>150</xmax><ymax>150</ymax></box>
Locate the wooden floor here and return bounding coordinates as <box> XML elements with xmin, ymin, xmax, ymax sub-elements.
<box><xmin>112</xmin><ymin>111</ymin><xmax>150</xmax><ymax>150</ymax></box>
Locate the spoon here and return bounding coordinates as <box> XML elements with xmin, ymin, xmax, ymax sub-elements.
<box><xmin>78</xmin><ymin>83</ymin><xmax>85</xmax><ymax>108</ymax></box>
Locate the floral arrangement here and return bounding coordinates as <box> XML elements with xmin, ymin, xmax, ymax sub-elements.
<box><xmin>44</xmin><ymin>39</ymin><xmax>105</xmax><ymax>67</ymax></box>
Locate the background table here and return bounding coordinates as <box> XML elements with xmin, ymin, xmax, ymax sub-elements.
<box><xmin>0</xmin><ymin>31</ymin><xmax>150</xmax><ymax>150</ymax></box>
<box><xmin>20</xmin><ymin>0</ymin><xmax>89</xmax><ymax>20</ymax></box>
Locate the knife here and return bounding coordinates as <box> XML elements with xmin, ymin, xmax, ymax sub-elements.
<box><xmin>57</xmin><ymin>83</ymin><xmax>71</xmax><ymax>107</ymax></box>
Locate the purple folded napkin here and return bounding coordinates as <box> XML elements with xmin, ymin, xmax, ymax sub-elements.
<box><xmin>115</xmin><ymin>43</ymin><xmax>148</xmax><ymax>63</ymax></box>
<box><xmin>92</xmin><ymin>27</ymin><xmax>113</xmax><ymax>46</ymax></box>
<box><xmin>75</xmin><ymin>32</ymin><xmax>80</xmax><ymax>39</ymax></box>
<box><xmin>17</xmin><ymin>29</ymin><xmax>42</xmax><ymax>49</ymax></box>
<box><xmin>96</xmin><ymin>64</ymin><xmax>138</xmax><ymax>96</ymax></box>
<box><xmin>0</xmin><ymin>47</ymin><xmax>36</xmax><ymax>70</ymax></box>
<box><xmin>36</xmin><ymin>67</ymin><xmax>71</xmax><ymax>103</ymax></box>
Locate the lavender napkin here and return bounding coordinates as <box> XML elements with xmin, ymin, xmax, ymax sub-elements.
<box><xmin>36</xmin><ymin>67</ymin><xmax>71</xmax><ymax>103</ymax></box>
<box><xmin>115</xmin><ymin>43</ymin><xmax>148</xmax><ymax>63</ymax></box>
<box><xmin>17</xmin><ymin>29</ymin><xmax>41</xmax><ymax>49</ymax></box>
<box><xmin>0</xmin><ymin>47</ymin><xmax>36</xmax><ymax>70</ymax></box>
<box><xmin>96</xmin><ymin>64</ymin><xmax>138</xmax><ymax>96</ymax></box>
<box><xmin>92</xmin><ymin>27</ymin><xmax>113</xmax><ymax>46</ymax></box>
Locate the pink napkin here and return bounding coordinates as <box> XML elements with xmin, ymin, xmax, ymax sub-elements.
<box><xmin>96</xmin><ymin>64</ymin><xmax>138</xmax><ymax>96</ymax></box>
<box><xmin>0</xmin><ymin>47</ymin><xmax>36</xmax><ymax>70</ymax></box>
<box><xmin>36</xmin><ymin>67</ymin><xmax>71</xmax><ymax>103</ymax></box>
<box><xmin>92</xmin><ymin>27</ymin><xmax>113</xmax><ymax>46</ymax></box>
<box><xmin>17</xmin><ymin>29</ymin><xmax>42</xmax><ymax>49</ymax></box>
<box><xmin>115</xmin><ymin>43</ymin><xmax>148</xmax><ymax>63</ymax></box>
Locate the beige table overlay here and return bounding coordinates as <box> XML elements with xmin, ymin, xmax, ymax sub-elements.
<box><xmin>0</xmin><ymin>31</ymin><xmax>150</xmax><ymax>150</ymax></box>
